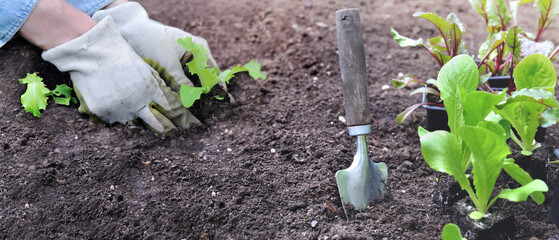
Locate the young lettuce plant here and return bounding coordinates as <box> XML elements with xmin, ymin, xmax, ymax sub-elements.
<box><xmin>177</xmin><ymin>37</ymin><xmax>266</xmax><ymax>108</ymax></box>
<box><xmin>19</xmin><ymin>73</ymin><xmax>76</xmax><ymax>117</ymax></box>
<box><xmin>494</xmin><ymin>53</ymin><xmax>559</xmax><ymax>155</ymax></box>
<box><xmin>419</xmin><ymin>55</ymin><xmax>548</xmax><ymax>220</ymax></box>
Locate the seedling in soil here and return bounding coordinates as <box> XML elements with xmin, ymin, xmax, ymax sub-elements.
<box><xmin>391</xmin><ymin>12</ymin><xmax>466</xmax><ymax>122</ymax></box>
<box><xmin>470</xmin><ymin>0</ymin><xmax>559</xmax><ymax>92</ymax></box>
<box><xmin>393</xmin><ymin>1</ymin><xmax>559</xmax><ymax>123</ymax></box>
<box><xmin>494</xmin><ymin>54</ymin><xmax>559</xmax><ymax>155</ymax></box>
<box><xmin>177</xmin><ymin>37</ymin><xmax>266</xmax><ymax>108</ymax></box>
<box><xmin>441</xmin><ymin>223</ymin><xmax>466</xmax><ymax>240</ymax></box>
<box><xmin>19</xmin><ymin>73</ymin><xmax>76</xmax><ymax>117</ymax></box>
<box><xmin>391</xmin><ymin>12</ymin><xmax>471</xmax><ymax>124</ymax></box>
<box><xmin>419</xmin><ymin>55</ymin><xmax>549</xmax><ymax>220</ymax></box>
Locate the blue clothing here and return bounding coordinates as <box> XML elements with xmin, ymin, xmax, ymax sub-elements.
<box><xmin>0</xmin><ymin>0</ymin><xmax>113</xmax><ymax>48</ymax></box>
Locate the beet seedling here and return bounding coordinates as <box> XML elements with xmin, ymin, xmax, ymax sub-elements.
<box><xmin>177</xmin><ymin>37</ymin><xmax>266</xmax><ymax>108</ymax></box>
<box><xmin>471</xmin><ymin>0</ymin><xmax>559</xmax><ymax>91</ymax></box>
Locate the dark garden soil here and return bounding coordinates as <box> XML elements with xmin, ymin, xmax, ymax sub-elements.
<box><xmin>1</xmin><ymin>0</ymin><xmax>559</xmax><ymax>239</ymax></box>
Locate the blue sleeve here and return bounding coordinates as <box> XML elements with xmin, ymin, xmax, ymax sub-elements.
<box><xmin>0</xmin><ymin>0</ymin><xmax>39</xmax><ymax>48</ymax></box>
<box><xmin>65</xmin><ymin>0</ymin><xmax>113</xmax><ymax>16</ymax></box>
<box><xmin>0</xmin><ymin>0</ymin><xmax>113</xmax><ymax>48</ymax></box>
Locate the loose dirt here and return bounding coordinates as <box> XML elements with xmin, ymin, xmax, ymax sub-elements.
<box><xmin>1</xmin><ymin>0</ymin><xmax>559</xmax><ymax>239</ymax></box>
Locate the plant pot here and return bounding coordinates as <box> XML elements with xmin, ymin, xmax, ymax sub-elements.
<box><xmin>548</xmin><ymin>150</ymin><xmax>559</xmax><ymax>226</ymax></box>
<box><xmin>452</xmin><ymin>198</ymin><xmax>515</xmax><ymax>240</ymax></box>
<box><xmin>435</xmin><ymin>176</ymin><xmax>470</xmax><ymax>214</ymax></box>
<box><xmin>486</xmin><ymin>75</ymin><xmax>511</xmax><ymax>89</ymax></box>
<box><xmin>511</xmin><ymin>126</ymin><xmax>547</xmax><ymax>143</ymax></box>
<box><xmin>421</xmin><ymin>92</ymin><xmax>449</xmax><ymax>131</ymax></box>
<box><xmin>421</xmin><ymin>82</ymin><xmax>547</xmax><ymax>141</ymax></box>
<box><xmin>550</xmin><ymin>173</ymin><xmax>559</xmax><ymax>227</ymax></box>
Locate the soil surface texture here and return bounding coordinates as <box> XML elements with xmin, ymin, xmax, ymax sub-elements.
<box><xmin>1</xmin><ymin>0</ymin><xmax>559</xmax><ymax>239</ymax></box>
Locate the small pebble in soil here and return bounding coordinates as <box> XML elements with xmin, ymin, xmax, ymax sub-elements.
<box><xmin>270</xmin><ymin>148</ymin><xmax>276</xmax><ymax>153</ymax></box>
<box><xmin>311</xmin><ymin>220</ymin><xmax>318</xmax><ymax>228</ymax></box>
<box><xmin>338</xmin><ymin>116</ymin><xmax>346</xmax><ymax>124</ymax></box>
<box><xmin>381</xmin><ymin>85</ymin><xmax>390</xmax><ymax>90</ymax></box>
<box><xmin>293</xmin><ymin>155</ymin><xmax>306</xmax><ymax>163</ymax></box>
<box><xmin>316</xmin><ymin>22</ymin><xmax>328</xmax><ymax>28</ymax></box>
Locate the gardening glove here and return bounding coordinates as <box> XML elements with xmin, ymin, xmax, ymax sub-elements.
<box><xmin>92</xmin><ymin>1</ymin><xmax>224</xmax><ymax>93</ymax></box>
<box><xmin>41</xmin><ymin>17</ymin><xmax>200</xmax><ymax>133</ymax></box>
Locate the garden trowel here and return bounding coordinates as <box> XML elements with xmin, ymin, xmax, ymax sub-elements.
<box><xmin>335</xmin><ymin>8</ymin><xmax>388</xmax><ymax>220</ymax></box>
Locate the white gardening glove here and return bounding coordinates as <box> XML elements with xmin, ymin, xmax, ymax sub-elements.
<box><xmin>42</xmin><ymin>17</ymin><xmax>200</xmax><ymax>133</ymax></box>
<box><xmin>92</xmin><ymin>1</ymin><xmax>223</xmax><ymax>93</ymax></box>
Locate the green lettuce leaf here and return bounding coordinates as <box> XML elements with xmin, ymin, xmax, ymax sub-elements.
<box><xmin>49</xmin><ymin>84</ymin><xmax>75</xmax><ymax>106</ymax></box>
<box><xmin>19</xmin><ymin>73</ymin><xmax>50</xmax><ymax>117</ymax></box>
<box><xmin>441</xmin><ymin>223</ymin><xmax>467</xmax><ymax>240</ymax></box>
<box><xmin>437</xmin><ymin>55</ymin><xmax>479</xmax><ymax>133</ymax></box>
<box><xmin>498</xmin><ymin>179</ymin><xmax>548</xmax><ymax>202</ymax></box>
<box><xmin>463</xmin><ymin>91</ymin><xmax>506</xmax><ymax>126</ymax></box>
<box><xmin>514</xmin><ymin>53</ymin><xmax>557</xmax><ymax>94</ymax></box>
<box><xmin>459</xmin><ymin>125</ymin><xmax>510</xmax><ymax>213</ymax></box>
<box><xmin>179</xmin><ymin>85</ymin><xmax>204</xmax><ymax>108</ymax></box>
<box><xmin>503</xmin><ymin>158</ymin><xmax>546</xmax><ymax>204</ymax></box>
<box><xmin>420</xmin><ymin>130</ymin><xmax>473</xmax><ymax>196</ymax></box>
<box><xmin>177</xmin><ymin>36</ymin><xmax>265</xmax><ymax>107</ymax></box>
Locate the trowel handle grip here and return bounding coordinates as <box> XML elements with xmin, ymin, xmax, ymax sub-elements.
<box><xmin>336</xmin><ymin>9</ymin><xmax>371</xmax><ymax>127</ymax></box>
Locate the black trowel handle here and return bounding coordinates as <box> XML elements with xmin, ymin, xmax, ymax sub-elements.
<box><xmin>336</xmin><ymin>9</ymin><xmax>371</xmax><ymax>127</ymax></box>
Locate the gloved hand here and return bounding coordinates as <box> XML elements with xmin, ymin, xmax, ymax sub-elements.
<box><xmin>42</xmin><ymin>17</ymin><xmax>200</xmax><ymax>133</ymax></box>
<box><xmin>92</xmin><ymin>1</ymin><xmax>224</xmax><ymax>93</ymax></box>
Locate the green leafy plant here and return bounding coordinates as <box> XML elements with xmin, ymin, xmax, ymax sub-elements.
<box><xmin>419</xmin><ymin>55</ymin><xmax>549</xmax><ymax>220</ymax></box>
<box><xmin>19</xmin><ymin>73</ymin><xmax>76</xmax><ymax>117</ymax></box>
<box><xmin>470</xmin><ymin>0</ymin><xmax>559</xmax><ymax>91</ymax></box>
<box><xmin>441</xmin><ymin>223</ymin><xmax>466</xmax><ymax>240</ymax></box>
<box><xmin>177</xmin><ymin>37</ymin><xmax>266</xmax><ymax>108</ymax></box>
<box><xmin>494</xmin><ymin>54</ymin><xmax>558</xmax><ymax>155</ymax></box>
<box><xmin>391</xmin><ymin>12</ymin><xmax>467</xmax><ymax>69</ymax></box>
<box><xmin>393</xmin><ymin>1</ymin><xmax>559</xmax><ymax>123</ymax></box>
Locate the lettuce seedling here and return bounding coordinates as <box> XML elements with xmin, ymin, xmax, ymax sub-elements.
<box><xmin>177</xmin><ymin>37</ymin><xmax>266</xmax><ymax>108</ymax></box>
<box><xmin>494</xmin><ymin>54</ymin><xmax>559</xmax><ymax>155</ymax></box>
<box><xmin>19</xmin><ymin>73</ymin><xmax>76</xmax><ymax>117</ymax></box>
<box><xmin>419</xmin><ymin>55</ymin><xmax>548</xmax><ymax>220</ymax></box>
<box><xmin>441</xmin><ymin>223</ymin><xmax>466</xmax><ymax>240</ymax></box>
